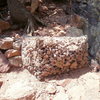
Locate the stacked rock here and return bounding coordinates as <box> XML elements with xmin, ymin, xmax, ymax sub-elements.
<box><xmin>0</xmin><ymin>37</ymin><xmax>22</xmax><ymax>72</ymax></box>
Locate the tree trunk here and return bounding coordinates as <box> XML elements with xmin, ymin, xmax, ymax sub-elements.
<box><xmin>7</xmin><ymin>0</ymin><xmax>43</xmax><ymax>35</ymax></box>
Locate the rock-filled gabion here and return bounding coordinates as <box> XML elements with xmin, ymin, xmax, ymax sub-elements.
<box><xmin>22</xmin><ymin>36</ymin><xmax>89</xmax><ymax>80</ymax></box>
<box><xmin>0</xmin><ymin>37</ymin><xmax>22</xmax><ymax>69</ymax></box>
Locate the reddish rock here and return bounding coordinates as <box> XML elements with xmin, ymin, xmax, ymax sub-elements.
<box><xmin>0</xmin><ymin>51</ymin><xmax>10</xmax><ymax>73</ymax></box>
<box><xmin>0</xmin><ymin>37</ymin><xmax>13</xmax><ymax>50</ymax></box>
<box><xmin>8</xmin><ymin>56</ymin><xmax>22</xmax><ymax>67</ymax></box>
<box><xmin>5</xmin><ymin>49</ymin><xmax>21</xmax><ymax>58</ymax></box>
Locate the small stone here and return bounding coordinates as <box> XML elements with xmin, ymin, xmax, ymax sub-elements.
<box><xmin>41</xmin><ymin>6</ymin><xmax>48</xmax><ymax>11</ymax></box>
<box><xmin>0</xmin><ymin>37</ymin><xmax>13</xmax><ymax>50</ymax></box>
<box><xmin>46</xmin><ymin>84</ymin><xmax>56</xmax><ymax>94</ymax></box>
<box><xmin>0</xmin><ymin>51</ymin><xmax>10</xmax><ymax>73</ymax></box>
<box><xmin>5</xmin><ymin>49</ymin><xmax>21</xmax><ymax>58</ymax></box>
<box><xmin>13</xmin><ymin>39</ymin><xmax>22</xmax><ymax>50</ymax></box>
<box><xmin>8</xmin><ymin>56</ymin><xmax>22</xmax><ymax>67</ymax></box>
<box><xmin>56</xmin><ymin>79</ymin><xmax>71</xmax><ymax>87</ymax></box>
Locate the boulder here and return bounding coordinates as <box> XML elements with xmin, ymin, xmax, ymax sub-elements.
<box><xmin>0</xmin><ymin>69</ymin><xmax>38</xmax><ymax>100</ymax></box>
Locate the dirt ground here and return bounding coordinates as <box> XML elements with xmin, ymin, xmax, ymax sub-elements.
<box><xmin>0</xmin><ymin>67</ymin><xmax>100</xmax><ymax>100</ymax></box>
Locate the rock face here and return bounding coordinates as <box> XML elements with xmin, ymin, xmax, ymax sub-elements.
<box><xmin>0</xmin><ymin>51</ymin><xmax>10</xmax><ymax>73</ymax></box>
<box><xmin>22</xmin><ymin>36</ymin><xmax>88</xmax><ymax>79</ymax></box>
<box><xmin>73</xmin><ymin>0</ymin><xmax>100</xmax><ymax>64</ymax></box>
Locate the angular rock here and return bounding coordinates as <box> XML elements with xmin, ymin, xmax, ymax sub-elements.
<box><xmin>65</xmin><ymin>26</ymin><xmax>83</xmax><ymax>37</ymax></box>
<box><xmin>8</xmin><ymin>56</ymin><xmax>22</xmax><ymax>67</ymax></box>
<box><xmin>0</xmin><ymin>37</ymin><xmax>13</xmax><ymax>50</ymax></box>
<box><xmin>0</xmin><ymin>51</ymin><xmax>10</xmax><ymax>73</ymax></box>
<box><xmin>56</xmin><ymin>79</ymin><xmax>70</xmax><ymax>87</ymax></box>
<box><xmin>13</xmin><ymin>39</ymin><xmax>22</xmax><ymax>50</ymax></box>
<box><xmin>5</xmin><ymin>49</ymin><xmax>21</xmax><ymax>58</ymax></box>
<box><xmin>22</xmin><ymin>36</ymin><xmax>88</xmax><ymax>79</ymax></box>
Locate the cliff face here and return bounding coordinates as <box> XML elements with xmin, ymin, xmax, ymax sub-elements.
<box><xmin>73</xmin><ymin>0</ymin><xmax>100</xmax><ymax>64</ymax></box>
